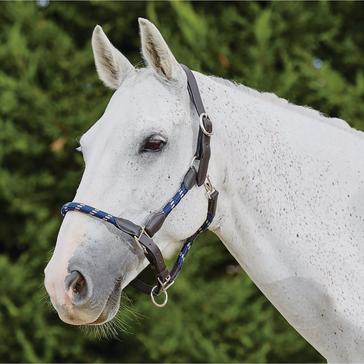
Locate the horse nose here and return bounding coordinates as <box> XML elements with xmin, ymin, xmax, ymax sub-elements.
<box><xmin>64</xmin><ymin>270</ymin><xmax>92</xmax><ymax>305</ymax></box>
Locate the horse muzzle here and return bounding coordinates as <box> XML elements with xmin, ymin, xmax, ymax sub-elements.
<box><xmin>45</xmin><ymin>267</ymin><xmax>122</xmax><ymax>325</ymax></box>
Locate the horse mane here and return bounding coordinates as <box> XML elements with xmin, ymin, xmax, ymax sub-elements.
<box><xmin>209</xmin><ymin>75</ymin><xmax>364</xmax><ymax>139</ymax></box>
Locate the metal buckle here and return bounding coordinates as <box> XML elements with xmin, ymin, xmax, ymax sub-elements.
<box><xmin>204</xmin><ymin>175</ymin><xmax>215</xmax><ymax>199</ymax></box>
<box><xmin>199</xmin><ymin>113</ymin><xmax>213</xmax><ymax>136</ymax></box>
<box><xmin>134</xmin><ymin>227</ymin><xmax>148</xmax><ymax>254</ymax></box>
<box><xmin>161</xmin><ymin>276</ymin><xmax>175</xmax><ymax>291</ymax></box>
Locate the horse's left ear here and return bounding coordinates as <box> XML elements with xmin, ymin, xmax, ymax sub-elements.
<box><xmin>92</xmin><ymin>25</ymin><xmax>134</xmax><ymax>89</ymax></box>
<box><xmin>139</xmin><ymin>18</ymin><xmax>184</xmax><ymax>82</ymax></box>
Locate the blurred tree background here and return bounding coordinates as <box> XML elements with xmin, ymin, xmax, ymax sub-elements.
<box><xmin>1</xmin><ymin>1</ymin><xmax>364</xmax><ymax>362</ymax></box>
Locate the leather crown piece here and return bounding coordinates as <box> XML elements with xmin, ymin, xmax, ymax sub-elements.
<box><xmin>61</xmin><ymin>64</ymin><xmax>218</xmax><ymax>307</ymax></box>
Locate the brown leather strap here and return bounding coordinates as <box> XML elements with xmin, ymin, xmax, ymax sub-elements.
<box><xmin>144</xmin><ymin>212</ymin><xmax>166</xmax><ymax>237</ymax></box>
<box><xmin>181</xmin><ymin>64</ymin><xmax>207</xmax><ymax>116</ymax></box>
<box><xmin>181</xmin><ymin>64</ymin><xmax>212</xmax><ymax>186</ymax></box>
<box><xmin>130</xmin><ymin>278</ymin><xmax>154</xmax><ymax>294</ymax></box>
<box><xmin>196</xmin><ymin>129</ymin><xmax>211</xmax><ymax>186</ymax></box>
<box><xmin>115</xmin><ymin>217</ymin><xmax>142</xmax><ymax>236</ymax></box>
<box><xmin>137</xmin><ymin>234</ymin><xmax>170</xmax><ymax>282</ymax></box>
<box><xmin>144</xmin><ymin>167</ymin><xmax>198</xmax><ymax>237</ymax></box>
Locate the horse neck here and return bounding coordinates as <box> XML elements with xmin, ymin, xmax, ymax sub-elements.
<box><xmin>195</xmin><ymin>72</ymin><xmax>343</xmax><ymax>283</ymax></box>
<box><xmin>194</xmin><ymin>72</ymin><xmax>364</xmax><ymax>361</ymax></box>
<box><xmin>195</xmin><ymin>73</ymin><xmax>280</xmax><ymax>278</ymax></box>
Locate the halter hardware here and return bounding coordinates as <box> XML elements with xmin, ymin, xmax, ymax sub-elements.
<box><xmin>133</xmin><ymin>227</ymin><xmax>148</xmax><ymax>253</ymax></box>
<box><xmin>204</xmin><ymin>175</ymin><xmax>216</xmax><ymax>198</ymax></box>
<box><xmin>151</xmin><ymin>284</ymin><xmax>169</xmax><ymax>308</ymax></box>
<box><xmin>61</xmin><ymin>65</ymin><xmax>218</xmax><ymax>308</ymax></box>
<box><xmin>199</xmin><ymin>113</ymin><xmax>213</xmax><ymax>136</ymax></box>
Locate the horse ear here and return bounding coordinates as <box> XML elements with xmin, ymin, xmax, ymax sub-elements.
<box><xmin>91</xmin><ymin>25</ymin><xmax>134</xmax><ymax>89</ymax></box>
<box><xmin>138</xmin><ymin>18</ymin><xmax>184</xmax><ymax>82</ymax></box>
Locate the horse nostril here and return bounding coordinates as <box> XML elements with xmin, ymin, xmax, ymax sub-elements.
<box><xmin>65</xmin><ymin>271</ymin><xmax>89</xmax><ymax>303</ymax></box>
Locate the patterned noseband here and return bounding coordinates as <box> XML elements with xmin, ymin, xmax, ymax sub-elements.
<box><xmin>61</xmin><ymin>65</ymin><xmax>219</xmax><ymax>307</ymax></box>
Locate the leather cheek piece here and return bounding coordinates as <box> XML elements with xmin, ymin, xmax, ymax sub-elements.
<box><xmin>181</xmin><ymin>64</ymin><xmax>212</xmax><ymax>187</ymax></box>
<box><xmin>138</xmin><ymin>234</ymin><xmax>170</xmax><ymax>282</ymax></box>
<box><xmin>197</xmin><ymin>133</ymin><xmax>211</xmax><ymax>186</ymax></box>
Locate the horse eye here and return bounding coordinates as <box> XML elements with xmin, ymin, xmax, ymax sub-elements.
<box><xmin>140</xmin><ymin>135</ymin><xmax>167</xmax><ymax>153</ymax></box>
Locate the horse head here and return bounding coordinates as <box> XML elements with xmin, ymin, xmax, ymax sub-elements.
<box><xmin>44</xmin><ymin>18</ymin><xmax>214</xmax><ymax>325</ymax></box>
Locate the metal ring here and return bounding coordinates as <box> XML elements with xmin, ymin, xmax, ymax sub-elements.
<box><xmin>199</xmin><ymin>113</ymin><xmax>213</xmax><ymax>136</ymax></box>
<box><xmin>150</xmin><ymin>285</ymin><xmax>168</xmax><ymax>308</ymax></box>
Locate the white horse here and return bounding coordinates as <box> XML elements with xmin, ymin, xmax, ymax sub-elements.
<box><xmin>44</xmin><ymin>18</ymin><xmax>364</xmax><ymax>362</ymax></box>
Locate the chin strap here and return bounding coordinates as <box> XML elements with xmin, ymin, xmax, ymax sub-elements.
<box><xmin>61</xmin><ymin>65</ymin><xmax>218</xmax><ymax>308</ymax></box>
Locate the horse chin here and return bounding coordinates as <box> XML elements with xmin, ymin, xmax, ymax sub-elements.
<box><xmin>88</xmin><ymin>280</ymin><xmax>122</xmax><ymax>326</ymax></box>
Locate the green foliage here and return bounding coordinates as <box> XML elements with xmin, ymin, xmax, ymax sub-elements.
<box><xmin>1</xmin><ymin>1</ymin><xmax>363</xmax><ymax>362</ymax></box>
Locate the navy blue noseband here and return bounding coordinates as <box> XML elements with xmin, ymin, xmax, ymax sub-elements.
<box><xmin>61</xmin><ymin>65</ymin><xmax>218</xmax><ymax>307</ymax></box>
